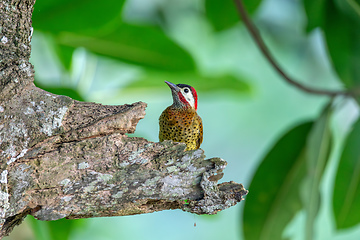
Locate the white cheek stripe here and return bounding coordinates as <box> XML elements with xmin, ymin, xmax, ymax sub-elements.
<box><xmin>186</xmin><ymin>96</ymin><xmax>195</xmax><ymax>108</ymax></box>
<box><xmin>180</xmin><ymin>88</ymin><xmax>196</xmax><ymax>109</ymax></box>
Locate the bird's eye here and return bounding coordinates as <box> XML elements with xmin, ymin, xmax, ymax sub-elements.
<box><xmin>184</xmin><ymin>88</ymin><xmax>189</xmax><ymax>93</ymax></box>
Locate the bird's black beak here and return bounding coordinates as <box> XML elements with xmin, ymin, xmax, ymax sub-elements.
<box><xmin>165</xmin><ymin>81</ymin><xmax>180</xmax><ymax>92</ymax></box>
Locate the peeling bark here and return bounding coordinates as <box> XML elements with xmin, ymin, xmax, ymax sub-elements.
<box><xmin>0</xmin><ymin>0</ymin><xmax>248</xmax><ymax>238</ymax></box>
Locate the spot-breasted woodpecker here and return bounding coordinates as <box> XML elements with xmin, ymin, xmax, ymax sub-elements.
<box><xmin>159</xmin><ymin>81</ymin><xmax>203</xmax><ymax>151</ymax></box>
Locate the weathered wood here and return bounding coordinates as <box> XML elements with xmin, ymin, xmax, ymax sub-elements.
<box><xmin>0</xmin><ymin>86</ymin><xmax>247</xmax><ymax>236</ymax></box>
<box><xmin>0</xmin><ymin>0</ymin><xmax>248</xmax><ymax>238</ymax></box>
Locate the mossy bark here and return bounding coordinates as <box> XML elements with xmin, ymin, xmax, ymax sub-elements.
<box><xmin>0</xmin><ymin>0</ymin><xmax>248</xmax><ymax>238</ymax></box>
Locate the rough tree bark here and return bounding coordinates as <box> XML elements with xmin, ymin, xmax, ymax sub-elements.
<box><xmin>0</xmin><ymin>0</ymin><xmax>248</xmax><ymax>238</ymax></box>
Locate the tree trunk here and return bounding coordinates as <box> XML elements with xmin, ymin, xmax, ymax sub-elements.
<box><xmin>0</xmin><ymin>0</ymin><xmax>247</xmax><ymax>237</ymax></box>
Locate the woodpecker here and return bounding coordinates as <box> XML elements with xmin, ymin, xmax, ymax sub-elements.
<box><xmin>159</xmin><ymin>81</ymin><xmax>203</xmax><ymax>151</ymax></box>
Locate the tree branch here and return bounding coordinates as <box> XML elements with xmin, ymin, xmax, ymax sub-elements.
<box><xmin>0</xmin><ymin>85</ymin><xmax>247</xmax><ymax>237</ymax></box>
<box><xmin>0</xmin><ymin>0</ymin><xmax>247</xmax><ymax>237</ymax></box>
<box><xmin>233</xmin><ymin>0</ymin><xmax>350</xmax><ymax>97</ymax></box>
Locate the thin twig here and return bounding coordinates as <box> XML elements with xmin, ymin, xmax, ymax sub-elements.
<box><xmin>233</xmin><ymin>0</ymin><xmax>350</xmax><ymax>97</ymax></box>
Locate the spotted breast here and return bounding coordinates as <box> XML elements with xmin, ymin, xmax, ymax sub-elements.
<box><xmin>159</xmin><ymin>106</ymin><xmax>203</xmax><ymax>150</ymax></box>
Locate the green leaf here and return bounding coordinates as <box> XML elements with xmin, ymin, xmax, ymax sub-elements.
<box><xmin>303</xmin><ymin>0</ymin><xmax>326</xmax><ymax>32</ymax></box>
<box><xmin>57</xmin><ymin>23</ymin><xmax>196</xmax><ymax>71</ymax></box>
<box><xmin>34</xmin><ymin>81</ymin><xmax>85</xmax><ymax>101</ymax></box>
<box><xmin>205</xmin><ymin>0</ymin><xmax>262</xmax><ymax>31</ymax></box>
<box><xmin>323</xmin><ymin>0</ymin><xmax>360</xmax><ymax>88</ymax></box>
<box><xmin>123</xmin><ymin>71</ymin><xmax>251</xmax><ymax>94</ymax></box>
<box><xmin>28</xmin><ymin>216</ymin><xmax>50</xmax><ymax>240</ymax></box>
<box><xmin>333</xmin><ymin>117</ymin><xmax>360</xmax><ymax>229</ymax></box>
<box><xmin>28</xmin><ymin>216</ymin><xmax>84</xmax><ymax>240</ymax></box>
<box><xmin>55</xmin><ymin>43</ymin><xmax>75</xmax><ymax>71</ymax></box>
<box><xmin>32</xmin><ymin>0</ymin><xmax>125</xmax><ymax>34</ymax></box>
<box><xmin>32</xmin><ymin>0</ymin><xmax>195</xmax><ymax>71</ymax></box>
<box><xmin>302</xmin><ymin>0</ymin><xmax>360</xmax><ymax>87</ymax></box>
<box><xmin>303</xmin><ymin>104</ymin><xmax>332</xmax><ymax>240</ymax></box>
<box><xmin>47</xmin><ymin>219</ymin><xmax>79</xmax><ymax>240</ymax></box>
<box><xmin>242</xmin><ymin>122</ymin><xmax>313</xmax><ymax>240</ymax></box>
<box><xmin>334</xmin><ymin>0</ymin><xmax>360</xmax><ymax>25</ymax></box>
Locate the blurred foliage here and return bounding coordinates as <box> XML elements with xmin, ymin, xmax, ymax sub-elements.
<box><xmin>123</xmin><ymin>71</ymin><xmax>251</xmax><ymax>93</ymax></box>
<box><xmin>56</xmin><ymin>23</ymin><xmax>196</xmax><ymax>71</ymax></box>
<box><xmin>333</xmin><ymin>118</ymin><xmax>360</xmax><ymax>229</ymax></box>
<box><xmin>32</xmin><ymin>0</ymin><xmax>125</xmax><ymax>34</ymax></box>
<box><xmin>303</xmin><ymin>104</ymin><xmax>332</xmax><ymax>240</ymax></box>
<box><xmin>243</xmin><ymin>0</ymin><xmax>360</xmax><ymax>238</ymax></box>
<box><xmin>243</xmin><ymin>104</ymin><xmax>333</xmax><ymax>240</ymax></box>
<box><xmin>33</xmin><ymin>0</ymin><xmax>195</xmax><ymax>71</ymax></box>
<box><xmin>205</xmin><ymin>0</ymin><xmax>262</xmax><ymax>31</ymax></box>
<box><xmin>323</xmin><ymin>1</ymin><xmax>360</xmax><ymax>89</ymax></box>
<box><xmin>243</xmin><ymin>122</ymin><xmax>312</xmax><ymax>240</ymax></box>
<box><xmin>28</xmin><ymin>216</ymin><xmax>85</xmax><ymax>240</ymax></box>
<box><xmin>303</xmin><ymin>0</ymin><xmax>360</xmax><ymax>88</ymax></box>
<box><xmin>34</xmin><ymin>81</ymin><xmax>85</xmax><ymax>101</ymax></box>
<box><xmin>54</xmin><ymin>44</ymin><xmax>75</xmax><ymax>71</ymax></box>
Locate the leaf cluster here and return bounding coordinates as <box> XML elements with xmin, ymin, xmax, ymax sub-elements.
<box><xmin>31</xmin><ymin>0</ymin><xmax>252</xmax><ymax>97</ymax></box>
<box><xmin>240</xmin><ymin>0</ymin><xmax>360</xmax><ymax>238</ymax></box>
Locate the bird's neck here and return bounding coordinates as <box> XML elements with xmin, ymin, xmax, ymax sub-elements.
<box><xmin>170</xmin><ymin>103</ymin><xmax>195</xmax><ymax>112</ymax></box>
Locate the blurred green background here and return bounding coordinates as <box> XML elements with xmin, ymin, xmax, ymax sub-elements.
<box><xmin>5</xmin><ymin>0</ymin><xmax>360</xmax><ymax>239</ymax></box>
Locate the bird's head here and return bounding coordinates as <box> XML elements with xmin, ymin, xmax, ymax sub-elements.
<box><xmin>165</xmin><ymin>81</ymin><xmax>198</xmax><ymax>110</ymax></box>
